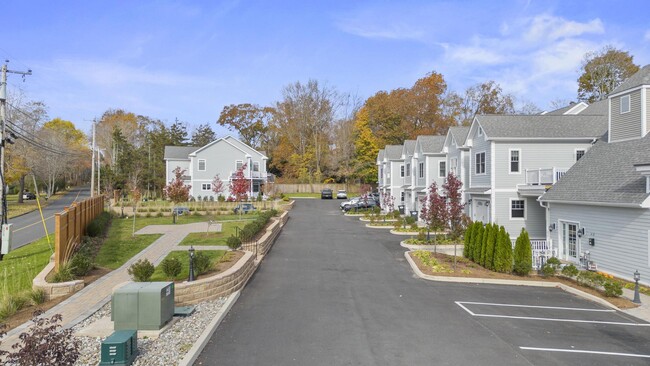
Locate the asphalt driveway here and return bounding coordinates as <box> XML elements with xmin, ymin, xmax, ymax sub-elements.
<box><xmin>196</xmin><ymin>199</ymin><xmax>650</xmax><ymax>366</ymax></box>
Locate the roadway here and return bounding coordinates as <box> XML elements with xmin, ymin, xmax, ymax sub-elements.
<box><xmin>8</xmin><ymin>186</ymin><xmax>90</xmax><ymax>249</ymax></box>
<box><xmin>196</xmin><ymin>198</ymin><xmax>650</xmax><ymax>366</ymax></box>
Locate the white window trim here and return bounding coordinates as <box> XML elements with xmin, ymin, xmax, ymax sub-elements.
<box><xmin>400</xmin><ymin>164</ymin><xmax>405</xmax><ymax>177</ymax></box>
<box><xmin>509</xmin><ymin>149</ymin><xmax>521</xmax><ymax>174</ymax></box>
<box><xmin>439</xmin><ymin>161</ymin><xmax>446</xmax><ymax>178</ymax></box>
<box><xmin>475</xmin><ymin>151</ymin><xmax>486</xmax><ymax>176</ymax></box>
<box><xmin>419</xmin><ymin>162</ymin><xmax>424</xmax><ymax>179</ymax></box>
<box><xmin>509</xmin><ymin>198</ymin><xmax>526</xmax><ymax>220</ymax></box>
<box><xmin>253</xmin><ymin>161</ymin><xmax>260</xmax><ymax>172</ymax></box>
<box><xmin>620</xmin><ymin>94</ymin><xmax>631</xmax><ymax>114</ymax></box>
<box><xmin>198</xmin><ymin>159</ymin><xmax>206</xmax><ymax>171</ymax></box>
<box><xmin>236</xmin><ymin>160</ymin><xmax>243</xmax><ymax>170</ymax></box>
<box><xmin>406</xmin><ymin>163</ymin><xmax>411</xmax><ymax>177</ymax></box>
<box><xmin>575</xmin><ymin>148</ymin><xmax>586</xmax><ymax>162</ymax></box>
<box><xmin>201</xmin><ymin>183</ymin><xmax>211</xmax><ymax>191</ymax></box>
<box><xmin>478</xmin><ymin>126</ymin><xmax>483</xmax><ymax>136</ymax></box>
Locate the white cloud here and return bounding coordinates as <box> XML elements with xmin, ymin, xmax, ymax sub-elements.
<box><xmin>448</xmin><ymin>46</ymin><xmax>505</xmax><ymax>65</ymax></box>
<box><xmin>336</xmin><ymin>18</ymin><xmax>424</xmax><ymax>41</ymax></box>
<box><xmin>645</xmin><ymin>30</ymin><xmax>650</xmax><ymax>42</ymax></box>
<box><xmin>524</xmin><ymin>14</ymin><xmax>604</xmax><ymax>42</ymax></box>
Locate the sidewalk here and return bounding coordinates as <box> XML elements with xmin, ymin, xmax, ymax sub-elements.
<box><xmin>0</xmin><ymin>221</ymin><xmax>216</xmax><ymax>353</ymax></box>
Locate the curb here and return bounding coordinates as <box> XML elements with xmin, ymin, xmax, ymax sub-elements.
<box><xmin>400</xmin><ymin>241</ymin><xmax>463</xmax><ymax>252</ymax></box>
<box><xmin>403</xmin><ymin>250</ymin><xmax>619</xmax><ymax>311</ymax></box>
<box><xmin>365</xmin><ymin>224</ymin><xmax>394</xmax><ymax>229</ymax></box>
<box><xmin>178</xmin><ymin>291</ymin><xmax>241</xmax><ymax>366</ymax></box>
<box><xmin>389</xmin><ymin>229</ymin><xmax>420</xmax><ymax>236</ymax></box>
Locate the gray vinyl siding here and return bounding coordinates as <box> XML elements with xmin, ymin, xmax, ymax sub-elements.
<box><xmin>493</xmin><ymin>192</ymin><xmax>546</xmax><ymax>239</ymax></box>
<box><xmin>462</xmin><ymin>150</ymin><xmax>470</xmax><ymax>190</ymax></box>
<box><xmin>193</xmin><ymin>143</ymin><xmax>247</xmax><ymax>181</ymax></box>
<box><xmin>646</xmin><ymin>89</ymin><xmax>650</xmax><ymax>136</ymax></box>
<box><xmin>548</xmin><ymin>203</ymin><xmax>650</xmax><ymax>286</ymax></box>
<box><xmin>493</xmin><ymin>142</ymin><xmax>592</xmax><ymax>189</ymax></box>
<box><xmin>166</xmin><ymin>159</ymin><xmax>190</xmax><ymax>183</ymax></box>
<box><xmin>471</xmin><ymin>131</ymin><xmax>491</xmax><ymax>187</ymax></box>
<box><xmin>426</xmin><ymin>155</ymin><xmax>447</xmax><ymax>188</ymax></box>
<box><xmin>610</xmin><ymin>90</ymin><xmax>642</xmax><ymax>142</ymax></box>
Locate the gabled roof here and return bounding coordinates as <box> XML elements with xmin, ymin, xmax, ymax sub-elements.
<box><xmin>473</xmin><ymin>114</ymin><xmax>607</xmax><ymax>139</ymax></box>
<box><xmin>403</xmin><ymin>140</ymin><xmax>416</xmax><ymax>156</ymax></box>
<box><xmin>448</xmin><ymin>127</ymin><xmax>470</xmax><ymax>146</ymax></box>
<box><xmin>190</xmin><ymin>135</ymin><xmax>267</xmax><ymax>159</ymax></box>
<box><xmin>416</xmin><ymin>135</ymin><xmax>446</xmax><ymax>154</ymax></box>
<box><xmin>384</xmin><ymin>145</ymin><xmax>403</xmax><ymax>160</ymax></box>
<box><xmin>542</xmin><ymin>102</ymin><xmax>588</xmax><ymax>115</ymax></box>
<box><xmin>377</xmin><ymin>149</ymin><xmax>385</xmax><ymax>162</ymax></box>
<box><xmin>580</xmin><ymin>99</ymin><xmax>608</xmax><ymax>116</ymax></box>
<box><xmin>164</xmin><ymin>146</ymin><xmax>198</xmax><ymax>160</ymax></box>
<box><xmin>611</xmin><ymin>64</ymin><xmax>650</xmax><ymax>95</ymax></box>
<box><xmin>541</xmin><ymin>135</ymin><xmax>650</xmax><ymax>206</ymax></box>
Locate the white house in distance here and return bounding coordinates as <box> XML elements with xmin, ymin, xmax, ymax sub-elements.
<box><xmin>164</xmin><ymin>135</ymin><xmax>271</xmax><ymax>200</ymax></box>
<box><xmin>540</xmin><ymin>65</ymin><xmax>650</xmax><ymax>285</ymax></box>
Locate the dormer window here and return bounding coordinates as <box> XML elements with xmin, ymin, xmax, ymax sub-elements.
<box><xmin>620</xmin><ymin>95</ymin><xmax>630</xmax><ymax>114</ymax></box>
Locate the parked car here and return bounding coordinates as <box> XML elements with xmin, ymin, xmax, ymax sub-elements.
<box><xmin>336</xmin><ymin>190</ymin><xmax>347</xmax><ymax>199</ymax></box>
<box><xmin>343</xmin><ymin>198</ymin><xmax>378</xmax><ymax>212</ymax></box>
<box><xmin>22</xmin><ymin>192</ymin><xmax>36</xmax><ymax>200</ymax></box>
<box><xmin>340</xmin><ymin>197</ymin><xmax>361</xmax><ymax>210</ymax></box>
<box><xmin>172</xmin><ymin>206</ymin><xmax>190</xmax><ymax>215</ymax></box>
<box><xmin>321</xmin><ymin>189</ymin><xmax>333</xmax><ymax>199</ymax></box>
<box><xmin>234</xmin><ymin>203</ymin><xmax>257</xmax><ymax>214</ymax></box>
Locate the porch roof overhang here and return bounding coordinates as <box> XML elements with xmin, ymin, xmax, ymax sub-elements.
<box><xmin>465</xmin><ymin>187</ymin><xmax>491</xmax><ymax>195</ymax></box>
<box><xmin>517</xmin><ymin>185</ymin><xmax>549</xmax><ymax>197</ymax></box>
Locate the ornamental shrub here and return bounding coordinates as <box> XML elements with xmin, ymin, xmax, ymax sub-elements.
<box><xmin>561</xmin><ymin>264</ymin><xmax>579</xmax><ymax>278</ymax></box>
<box><xmin>128</xmin><ymin>259</ymin><xmax>155</xmax><ymax>282</ymax></box>
<box><xmin>484</xmin><ymin>223</ymin><xmax>497</xmax><ymax>270</ymax></box>
<box><xmin>480</xmin><ymin>223</ymin><xmax>491</xmax><ymax>267</ymax></box>
<box><xmin>227</xmin><ymin>236</ymin><xmax>242</xmax><ymax>250</ymax></box>
<box><xmin>463</xmin><ymin>223</ymin><xmax>473</xmax><ymax>258</ymax></box>
<box><xmin>513</xmin><ymin>228</ymin><xmax>532</xmax><ymax>276</ymax></box>
<box><xmin>603</xmin><ymin>280</ymin><xmax>623</xmax><ymax>297</ymax></box>
<box><xmin>472</xmin><ymin>223</ymin><xmax>484</xmax><ymax>264</ymax></box>
<box><xmin>193</xmin><ymin>252</ymin><xmax>213</xmax><ymax>276</ymax></box>
<box><xmin>540</xmin><ymin>263</ymin><xmax>556</xmax><ymax>277</ymax></box>
<box><xmin>161</xmin><ymin>257</ymin><xmax>182</xmax><ymax>280</ymax></box>
<box><xmin>493</xmin><ymin>226</ymin><xmax>513</xmax><ymax>273</ymax></box>
<box><xmin>69</xmin><ymin>253</ymin><xmax>94</xmax><ymax>277</ymax></box>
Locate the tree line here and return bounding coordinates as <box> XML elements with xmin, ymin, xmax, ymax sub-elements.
<box><xmin>3</xmin><ymin>45</ymin><xmax>639</xmax><ymax>199</ymax></box>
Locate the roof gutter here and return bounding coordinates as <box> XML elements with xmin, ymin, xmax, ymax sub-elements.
<box><xmin>539</xmin><ymin>198</ymin><xmax>646</xmax><ymax>209</ymax></box>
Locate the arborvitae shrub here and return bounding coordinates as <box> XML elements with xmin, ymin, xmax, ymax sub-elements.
<box><xmin>493</xmin><ymin>226</ymin><xmax>513</xmax><ymax>273</ymax></box>
<box><xmin>513</xmin><ymin>228</ymin><xmax>532</xmax><ymax>276</ymax></box>
<box><xmin>463</xmin><ymin>223</ymin><xmax>473</xmax><ymax>258</ymax></box>
<box><xmin>480</xmin><ymin>223</ymin><xmax>490</xmax><ymax>267</ymax></box>
<box><xmin>472</xmin><ymin>223</ymin><xmax>484</xmax><ymax>263</ymax></box>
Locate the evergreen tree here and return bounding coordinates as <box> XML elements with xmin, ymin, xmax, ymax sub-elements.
<box><xmin>473</xmin><ymin>223</ymin><xmax>484</xmax><ymax>264</ymax></box>
<box><xmin>493</xmin><ymin>226</ymin><xmax>513</xmax><ymax>273</ymax></box>
<box><xmin>463</xmin><ymin>222</ymin><xmax>473</xmax><ymax>258</ymax></box>
<box><xmin>485</xmin><ymin>223</ymin><xmax>497</xmax><ymax>270</ymax></box>
<box><xmin>513</xmin><ymin>228</ymin><xmax>532</xmax><ymax>276</ymax></box>
<box><xmin>480</xmin><ymin>223</ymin><xmax>491</xmax><ymax>267</ymax></box>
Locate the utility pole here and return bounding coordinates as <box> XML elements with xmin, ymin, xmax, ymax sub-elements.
<box><xmin>91</xmin><ymin>120</ymin><xmax>96</xmax><ymax>197</ymax></box>
<box><xmin>0</xmin><ymin>60</ymin><xmax>31</xmax><ymax>259</ymax></box>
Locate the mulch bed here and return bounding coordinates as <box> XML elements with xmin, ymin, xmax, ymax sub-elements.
<box><xmin>408</xmin><ymin>251</ymin><xmax>636</xmax><ymax>309</ymax></box>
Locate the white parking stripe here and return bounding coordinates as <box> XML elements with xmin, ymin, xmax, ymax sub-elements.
<box><xmin>520</xmin><ymin>346</ymin><xmax>650</xmax><ymax>359</ymax></box>
<box><xmin>455</xmin><ymin>301</ymin><xmax>649</xmax><ymax>327</ymax></box>
<box><xmin>457</xmin><ymin>301</ymin><xmax>616</xmax><ymax>312</ymax></box>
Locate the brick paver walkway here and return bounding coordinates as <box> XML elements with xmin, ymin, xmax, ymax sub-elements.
<box><xmin>0</xmin><ymin>221</ymin><xmax>219</xmax><ymax>352</ymax></box>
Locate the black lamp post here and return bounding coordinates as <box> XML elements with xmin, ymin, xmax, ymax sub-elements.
<box><xmin>633</xmin><ymin>270</ymin><xmax>641</xmax><ymax>304</ymax></box>
<box><xmin>189</xmin><ymin>245</ymin><xmax>195</xmax><ymax>282</ymax></box>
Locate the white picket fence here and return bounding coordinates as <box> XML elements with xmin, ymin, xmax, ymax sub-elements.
<box><xmin>511</xmin><ymin>239</ymin><xmax>553</xmax><ymax>270</ymax></box>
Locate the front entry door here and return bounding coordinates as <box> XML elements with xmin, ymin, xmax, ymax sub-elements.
<box><xmin>562</xmin><ymin>222</ymin><xmax>578</xmax><ymax>261</ymax></box>
<box><xmin>474</xmin><ymin>200</ymin><xmax>489</xmax><ymax>223</ymax></box>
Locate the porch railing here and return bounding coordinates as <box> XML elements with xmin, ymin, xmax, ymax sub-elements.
<box><xmin>511</xmin><ymin>238</ymin><xmax>553</xmax><ymax>270</ymax></box>
<box><xmin>525</xmin><ymin>168</ymin><xmax>568</xmax><ymax>186</ymax></box>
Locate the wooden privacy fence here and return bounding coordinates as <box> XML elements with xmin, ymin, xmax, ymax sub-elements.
<box><xmin>55</xmin><ymin>195</ymin><xmax>104</xmax><ymax>270</ymax></box>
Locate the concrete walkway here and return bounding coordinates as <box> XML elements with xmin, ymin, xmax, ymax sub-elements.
<box><xmin>0</xmin><ymin>221</ymin><xmax>219</xmax><ymax>352</ymax></box>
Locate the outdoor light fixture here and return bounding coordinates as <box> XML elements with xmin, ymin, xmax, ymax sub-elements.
<box><xmin>633</xmin><ymin>270</ymin><xmax>641</xmax><ymax>304</ymax></box>
<box><xmin>548</xmin><ymin>223</ymin><xmax>556</xmax><ymax>232</ymax></box>
<box><xmin>188</xmin><ymin>245</ymin><xmax>195</xmax><ymax>282</ymax></box>
<box><xmin>468</xmin><ymin>199</ymin><xmax>473</xmax><ymax>204</ymax></box>
<box><xmin>577</xmin><ymin>228</ymin><xmax>585</xmax><ymax>237</ymax></box>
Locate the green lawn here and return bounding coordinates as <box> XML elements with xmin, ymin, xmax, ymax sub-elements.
<box><xmin>150</xmin><ymin>250</ymin><xmax>226</xmax><ymax>281</ymax></box>
<box><xmin>178</xmin><ymin>221</ymin><xmax>248</xmax><ymax>246</ymax></box>
<box><xmin>0</xmin><ymin>234</ymin><xmax>54</xmax><ymax>297</ymax></box>
<box><xmin>285</xmin><ymin>193</ymin><xmax>320</xmax><ymax>198</ymax></box>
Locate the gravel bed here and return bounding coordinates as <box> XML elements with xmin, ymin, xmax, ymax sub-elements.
<box><xmin>74</xmin><ymin>297</ymin><xmax>227</xmax><ymax>366</ymax></box>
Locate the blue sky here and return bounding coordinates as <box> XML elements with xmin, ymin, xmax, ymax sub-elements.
<box><xmin>3</xmin><ymin>0</ymin><xmax>650</xmax><ymax>136</ymax></box>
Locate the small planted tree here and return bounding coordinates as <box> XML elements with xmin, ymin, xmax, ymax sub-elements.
<box><xmin>163</xmin><ymin>167</ymin><xmax>191</xmax><ymax>223</ymax></box>
<box><xmin>212</xmin><ymin>173</ymin><xmax>225</xmax><ymax>209</ymax></box>
<box><xmin>513</xmin><ymin>228</ymin><xmax>533</xmax><ymax>276</ymax></box>
<box><xmin>493</xmin><ymin>226</ymin><xmax>513</xmax><ymax>273</ymax></box>
<box><xmin>229</xmin><ymin>163</ymin><xmax>249</xmax><ymax>218</ymax></box>
<box><xmin>472</xmin><ymin>223</ymin><xmax>484</xmax><ymax>263</ymax></box>
<box><xmin>443</xmin><ymin>172</ymin><xmax>466</xmax><ymax>239</ymax></box>
<box><xmin>422</xmin><ymin>181</ymin><xmax>448</xmax><ymax>251</ymax></box>
<box><xmin>382</xmin><ymin>194</ymin><xmax>396</xmax><ymax>214</ymax></box>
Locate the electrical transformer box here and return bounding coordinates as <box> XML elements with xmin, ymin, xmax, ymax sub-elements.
<box><xmin>99</xmin><ymin>329</ymin><xmax>138</xmax><ymax>366</ymax></box>
<box><xmin>112</xmin><ymin>282</ymin><xmax>174</xmax><ymax>331</ymax></box>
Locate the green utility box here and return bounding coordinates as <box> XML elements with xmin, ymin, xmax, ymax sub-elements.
<box><xmin>99</xmin><ymin>329</ymin><xmax>138</xmax><ymax>366</ymax></box>
<box><xmin>112</xmin><ymin>282</ymin><xmax>175</xmax><ymax>331</ymax></box>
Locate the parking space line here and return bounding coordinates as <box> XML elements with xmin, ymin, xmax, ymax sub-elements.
<box><xmin>455</xmin><ymin>301</ymin><xmax>649</xmax><ymax>327</ymax></box>
<box><xmin>520</xmin><ymin>347</ymin><xmax>650</xmax><ymax>359</ymax></box>
<box><xmin>457</xmin><ymin>301</ymin><xmax>616</xmax><ymax>312</ymax></box>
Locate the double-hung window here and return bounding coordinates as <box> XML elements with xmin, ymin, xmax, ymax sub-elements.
<box><xmin>236</xmin><ymin>160</ymin><xmax>243</xmax><ymax>171</ymax></box>
<box><xmin>439</xmin><ymin>161</ymin><xmax>446</xmax><ymax>178</ymax></box>
<box><xmin>511</xmin><ymin>199</ymin><xmax>525</xmax><ymax>219</ymax></box>
<box><xmin>475</xmin><ymin>152</ymin><xmax>486</xmax><ymax>174</ymax></box>
<box><xmin>620</xmin><ymin>95</ymin><xmax>630</xmax><ymax>114</ymax></box>
<box><xmin>406</xmin><ymin>163</ymin><xmax>411</xmax><ymax>177</ymax></box>
<box><xmin>576</xmin><ymin>149</ymin><xmax>585</xmax><ymax>161</ymax></box>
<box><xmin>450</xmin><ymin>158</ymin><xmax>458</xmax><ymax>175</ymax></box>
<box><xmin>253</xmin><ymin>162</ymin><xmax>260</xmax><ymax>172</ymax></box>
<box><xmin>201</xmin><ymin>183</ymin><xmax>211</xmax><ymax>191</ymax></box>
<box><xmin>418</xmin><ymin>162</ymin><xmax>424</xmax><ymax>178</ymax></box>
<box><xmin>400</xmin><ymin>165</ymin><xmax>405</xmax><ymax>177</ymax></box>
<box><xmin>509</xmin><ymin>150</ymin><xmax>520</xmax><ymax>173</ymax></box>
<box><xmin>198</xmin><ymin>159</ymin><xmax>206</xmax><ymax>171</ymax></box>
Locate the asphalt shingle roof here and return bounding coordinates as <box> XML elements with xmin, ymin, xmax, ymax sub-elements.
<box><xmin>611</xmin><ymin>64</ymin><xmax>650</xmax><ymax>94</ymax></box>
<box><xmin>404</xmin><ymin>140</ymin><xmax>416</xmax><ymax>155</ymax></box>
<box><xmin>417</xmin><ymin>135</ymin><xmax>446</xmax><ymax>153</ymax></box>
<box><xmin>164</xmin><ymin>146</ymin><xmax>198</xmax><ymax>160</ymax></box>
<box><xmin>448</xmin><ymin>127</ymin><xmax>470</xmax><ymax>146</ymax></box>
<box><xmin>384</xmin><ymin>145</ymin><xmax>403</xmax><ymax>160</ymax></box>
<box><xmin>544</xmin><ymin>104</ymin><xmax>577</xmax><ymax>115</ymax></box>
<box><xmin>580</xmin><ymin>99</ymin><xmax>608</xmax><ymax>116</ymax></box>
<box><xmin>377</xmin><ymin>149</ymin><xmax>385</xmax><ymax>161</ymax></box>
<box><xmin>541</xmin><ymin>134</ymin><xmax>650</xmax><ymax>205</ymax></box>
<box><xmin>475</xmin><ymin>114</ymin><xmax>607</xmax><ymax>139</ymax></box>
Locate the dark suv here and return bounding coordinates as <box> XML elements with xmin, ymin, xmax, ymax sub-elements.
<box><xmin>321</xmin><ymin>189</ymin><xmax>333</xmax><ymax>199</ymax></box>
